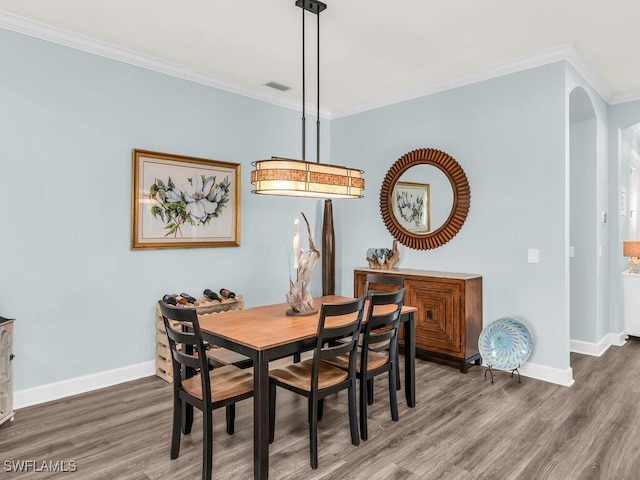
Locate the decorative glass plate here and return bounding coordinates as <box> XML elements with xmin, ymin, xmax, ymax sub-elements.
<box><xmin>478</xmin><ymin>318</ymin><xmax>533</xmax><ymax>370</ymax></box>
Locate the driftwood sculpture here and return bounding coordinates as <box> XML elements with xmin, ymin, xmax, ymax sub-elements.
<box><xmin>286</xmin><ymin>213</ymin><xmax>321</xmax><ymax>315</ymax></box>
<box><xmin>366</xmin><ymin>240</ymin><xmax>400</xmax><ymax>270</ymax></box>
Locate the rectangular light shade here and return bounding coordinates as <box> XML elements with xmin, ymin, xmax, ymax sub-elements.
<box><xmin>623</xmin><ymin>240</ymin><xmax>640</xmax><ymax>257</ymax></box>
<box><xmin>251</xmin><ymin>157</ymin><xmax>364</xmax><ymax>199</ymax></box>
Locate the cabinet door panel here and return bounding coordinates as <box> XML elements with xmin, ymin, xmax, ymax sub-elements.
<box><xmin>406</xmin><ymin>279</ymin><xmax>463</xmax><ymax>357</ymax></box>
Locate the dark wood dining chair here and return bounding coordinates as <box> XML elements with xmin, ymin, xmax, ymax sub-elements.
<box><xmin>268</xmin><ymin>296</ymin><xmax>366</xmax><ymax>469</ymax></box>
<box><xmin>364</xmin><ymin>273</ymin><xmax>404</xmax><ymax>393</ymax></box>
<box><xmin>364</xmin><ymin>273</ymin><xmax>405</xmax><ymax>294</ymax></box>
<box><xmin>158</xmin><ymin>301</ymin><xmax>254</xmax><ymax>480</ymax></box>
<box><xmin>324</xmin><ymin>289</ymin><xmax>405</xmax><ymax>441</ymax></box>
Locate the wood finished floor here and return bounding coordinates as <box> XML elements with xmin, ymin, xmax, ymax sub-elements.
<box><xmin>2</xmin><ymin>340</ymin><xmax>640</xmax><ymax>480</ymax></box>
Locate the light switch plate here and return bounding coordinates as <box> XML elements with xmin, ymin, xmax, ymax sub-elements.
<box><xmin>528</xmin><ymin>248</ymin><xmax>539</xmax><ymax>264</ymax></box>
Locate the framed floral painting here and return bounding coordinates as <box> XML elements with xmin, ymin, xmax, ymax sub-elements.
<box><xmin>131</xmin><ymin>149</ymin><xmax>240</xmax><ymax>249</ymax></box>
<box><xmin>392</xmin><ymin>181</ymin><xmax>431</xmax><ymax>234</ymax></box>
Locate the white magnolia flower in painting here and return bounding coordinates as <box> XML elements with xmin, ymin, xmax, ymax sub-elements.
<box><xmin>183</xmin><ymin>176</ymin><xmax>217</xmax><ymax>223</ymax></box>
<box><xmin>210</xmin><ymin>186</ymin><xmax>224</xmax><ymax>205</ymax></box>
<box><xmin>165</xmin><ymin>189</ymin><xmax>182</xmax><ymax>203</ymax></box>
<box><xmin>149</xmin><ymin>173</ymin><xmax>230</xmax><ymax>237</ymax></box>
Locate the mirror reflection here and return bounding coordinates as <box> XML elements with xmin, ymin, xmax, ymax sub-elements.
<box><xmin>392</xmin><ymin>165</ymin><xmax>453</xmax><ymax>234</ymax></box>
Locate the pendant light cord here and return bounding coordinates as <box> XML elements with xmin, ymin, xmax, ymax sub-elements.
<box><xmin>316</xmin><ymin>10</ymin><xmax>321</xmax><ymax>164</ymax></box>
<box><xmin>301</xmin><ymin>6</ymin><xmax>306</xmax><ymax>162</ymax></box>
<box><xmin>300</xmin><ymin>2</ymin><xmax>323</xmax><ymax>165</ymax></box>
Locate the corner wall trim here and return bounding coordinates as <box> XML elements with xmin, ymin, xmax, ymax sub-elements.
<box><xmin>570</xmin><ymin>332</ymin><xmax>627</xmax><ymax>357</ymax></box>
<box><xmin>14</xmin><ymin>361</ymin><xmax>156</xmax><ymax>410</ymax></box>
<box><xmin>517</xmin><ymin>362</ymin><xmax>574</xmax><ymax>387</ymax></box>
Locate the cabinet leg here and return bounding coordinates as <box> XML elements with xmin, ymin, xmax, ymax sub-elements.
<box><xmin>460</xmin><ymin>361</ymin><xmax>468</xmax><ymax>374</ymax></box>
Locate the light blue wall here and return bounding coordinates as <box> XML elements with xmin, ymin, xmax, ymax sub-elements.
<box><xmin>331</xmin><ymin>64</ymin><xmax>569</xmax><ymax>370</ymax></box>
<box><xmin>0</xmin><ymin>29</ymin><xmax>331</xmax><ymax>391</ymax></box>
<box><xmin>6</xmin><ymin>24</ymin><xmax>633</xmax><ymax>393</ymax></box>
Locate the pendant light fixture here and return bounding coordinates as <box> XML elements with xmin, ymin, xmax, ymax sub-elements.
<box><xmin>250</xmin><ymin>0</ymin><xmax>365</xmax><ymax>199</ymax></box>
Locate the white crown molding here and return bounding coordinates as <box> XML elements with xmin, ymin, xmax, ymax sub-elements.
<box><xmin>332</xmin><ymin>44</ymin><xmax>571</xmax><ymax>118</ymax></box>
<box><xmin>331</xmin><ymin>44</ymin><xmax>617</xmax><ymax>119</ymax></box>
<box><xmin>564</xmin><ymin>45</ymin><xmax>613</xmax><ymax>102</ymax></box>
<box><xmin>0</xmin><ymin>10</ymin><xmax>335</xmax><ymax>118</ymax></box>
<box><xmin>610</xmin><ymin>92</ymin><xmax>640</xmax><ymax>105</ymax></box>
<box><xmin>1</xmin><ymin>10</ymin><xmax>638</xmax><ymax>121</ymax></box>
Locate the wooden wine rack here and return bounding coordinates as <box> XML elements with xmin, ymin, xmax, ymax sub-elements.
<box><xmin>155</xmin><ymin>295</ymin><xmax>244</xmax><ymax>383</ymax></box>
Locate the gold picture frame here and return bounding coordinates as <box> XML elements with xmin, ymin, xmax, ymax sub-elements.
<box><xmin>131</xmin><ymin>149</ymin><xmax>240</xmax><ymax>249</ymax></box>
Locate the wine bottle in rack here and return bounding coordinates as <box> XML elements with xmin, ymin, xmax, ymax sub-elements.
<box><xmin>162</xmin><ymin>294</ymin><xmax>177</xmax><ymax>305</ymax></box>
<box><xmin>179</xmin><ymin>292</ymin><xmax>197</xmax><ymax>304</ymax></box>
<box><xmin>219</xmin><ymin>288</ymin><xmax>236</xmax><ymax>299</ymax></box>
<box><xmin>203</xmin><ymin>289</ymin><xmax>222</xmax><ymax>302</ymax></box>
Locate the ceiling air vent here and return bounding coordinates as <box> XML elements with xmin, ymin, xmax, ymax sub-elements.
<box><xmin>265</xmin><ymin>81</ymin><xmax>291</xmax><ymax>92</ymax></box>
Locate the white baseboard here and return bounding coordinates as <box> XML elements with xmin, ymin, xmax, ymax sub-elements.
<box><xmin>14</xmin><ymin>352</ymin><xmax>581</xmax><ymax>409</ymax></box>
<box><xmin>482</xmin><ymin>361</ymin><xmax>574</xmax><ymax>387</ymax></box>
<box><xmin>608</xmin><ymin>332</ymin><xmax>628</xmax><ymax>346</ymax></box>
<box><xmin>517</xmin><ymin>361</ymin><xmax>574</xmax><ymax>387</ymax></box>
<box><xmin>570</xmin><ymin>332</ymin><xmax>627</xmax><ymax>357</ymax></box>
<box><xmin>14</xmin><ymin>361</ymin><xmax>156</xmax><ymax>410</ymax></box>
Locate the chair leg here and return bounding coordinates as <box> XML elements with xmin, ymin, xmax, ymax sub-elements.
<box><xmin>307</xmin><ymin>398</ymin><xmax>324</xmax><ymax>423</ymax></box>
<box><xmin>202</xmin><ymin>409</ymin><xmax>213</xmax><ymax>480</ymax></box>
<box><xmin>360</xmin><ymin>376</ymin><xmax>368</xmax><ymax>441</ymax></box>
<box><xmin>182</xmin><ymin>402</ymin><xmax>194</xmax><ymax>435</ymax></box>
<box><xmin>348</xmin><ymin>382</ymin><xmax>360</xmax><ymax>446</ymax></box>
<box><xmin>367</xmin><ymin>378</ymin><xmax>374</xmax><ymax>406</ymax></box>
<box><xmin>389</xmin><ymin>365</ymin><xmax>399</xmax><ymax>422</ymax></box>
<box><xmin>293</xmin><ymin>352</ymin><xmax>301</xmax><ymax>363</ymax></box>
<box><xmin>310</xmin><ymin>397</ymin><xmax>319</xmax><ymax>469</ymax></box>
<box><xmin>225</xmin><ymin>404</ymin><xmax>235</xmax><ymax>435</ymax></box>
<box><xmin>269</xmin><ymin>381</ymin><xmax>276</xmax><ymax>444</ymax></box>
<box><xmin>170</xmin><ymin>394</ymin><xmax>182</xmax><ymax>459</ymax></box>
<box><xmin>396</xmin><ymin>354</ymin><xmax>401</xmax><ymax>390</ymax></box>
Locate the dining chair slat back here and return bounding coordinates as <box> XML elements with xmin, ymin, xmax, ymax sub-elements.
<box><xmin>364</xmin><ymin>273</ymin><xmax>405</xmax><ymax>294</ymax></box>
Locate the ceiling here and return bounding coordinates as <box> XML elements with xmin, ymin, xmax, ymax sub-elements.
<box><xmin>1</xmin><ymin>0</ymin><xmax>639</xmax><ymax>117</ymax></box>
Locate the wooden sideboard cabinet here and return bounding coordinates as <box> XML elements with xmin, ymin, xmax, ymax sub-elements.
<box><xmin>354</xmin><ymin>268</ymin><xmax>482</xmax><ymax>373</ymax></box>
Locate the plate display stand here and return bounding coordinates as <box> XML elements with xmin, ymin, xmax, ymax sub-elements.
<box><xmin>478</xmin><ymin>318</ymin><xmax>532</xmax><ymax>384</ymax></box>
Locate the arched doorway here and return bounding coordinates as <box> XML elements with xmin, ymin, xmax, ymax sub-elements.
<box><xmin>569</xmin><ymin>87</ymin><xmax>598</xmax><ymax>347</ymax></box>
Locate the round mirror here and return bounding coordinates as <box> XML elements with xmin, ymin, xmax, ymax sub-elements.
<box><xmin>379</xmin><ymin>148</ymin><xmax>470</xmax><ymax>250</ymax></box>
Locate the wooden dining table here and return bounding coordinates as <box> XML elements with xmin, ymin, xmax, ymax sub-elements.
<box><xmin>197</xmin><ymin>295</ymin><xmax>417</xmax><ymax>480</ymax></box>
